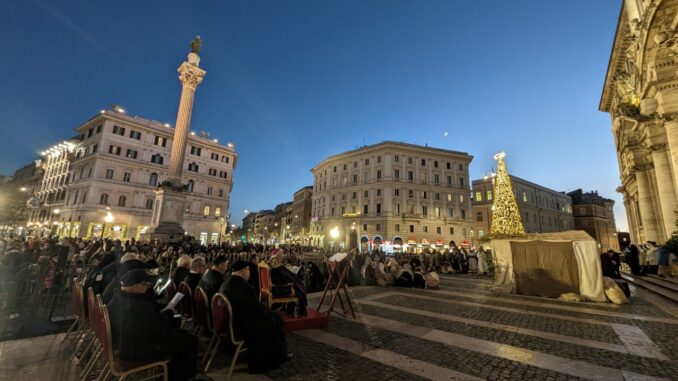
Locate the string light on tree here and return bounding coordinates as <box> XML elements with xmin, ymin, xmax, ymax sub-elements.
<box><xmin>490</xmin><ymin>151</ymin><xmax>526</xmax><ymax>236</ymax></box>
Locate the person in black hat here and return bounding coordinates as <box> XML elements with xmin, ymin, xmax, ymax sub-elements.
<box><xmin>220</xmin><ymin>260</ymin><xmax>289</xmax><ymax>373</ymax></box>
<box><xmin>107</xmin><ymin>269</ymin><xmax>198</xmax><ymax>381</ymax></box>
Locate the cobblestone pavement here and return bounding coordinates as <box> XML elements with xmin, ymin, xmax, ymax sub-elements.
<box><xmin>236</xmin><ymin>274</ymin><xmax>678</xmax><ymax>381</ymax></box>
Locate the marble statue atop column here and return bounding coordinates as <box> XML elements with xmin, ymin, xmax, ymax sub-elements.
<box><xmin>146</xmin><ymin>37</ymin><xmax>207</xmax><ymax>242</ymax></box>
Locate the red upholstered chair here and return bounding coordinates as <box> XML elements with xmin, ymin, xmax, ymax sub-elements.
<box><xmin>68</xmin><ymin>281</ymin><xmax>90</xmax><ymax>361</ymax></box>
<box><xmin>177</xmin><ymin>281</ymin><xmax>194</xmax><ymax>327</ymax></box>
<box><xmin>258</xmin><ymin>262</ymin><xmax>299</xmax><ymax>309</ymax></box>
<box><xmin>193</xmin><ymin>286</ymin><xmax>212</xmax><ymax>337</ymax></box>
<box><xmin>202</xmin><ymin>293</ymin><xmax>247</xmax><ymax>378</ymax></box>
<box><xmin>98</xmin><ymin>304</ymin><xmax>169</xmax><ymax>381</ymax></box>
<box><xmin>62</xmin><ymin>278</ymin><xmax>81</xmax><ymax>343</ymax></box>
<box><xmin>81</xmin><ymin>290</ymin><xmax>104</xmax><ymax>380</ymax></box>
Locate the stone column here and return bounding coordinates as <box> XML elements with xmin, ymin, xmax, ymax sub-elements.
<box><xmin>167</xmin><ymin>61</ymin><xmax>206</xmax><ymax>184</ymax></box>
<box><xmin>147</xmin><ymin>39</ymin><xmax>206</xmax><ymax>242</ymax></box>
<box><xmin>650</xmin><ymin>145</ymin><xmax>677</xmax><ymax>239</ymax></box>
<box><xmin>635</xmin><ymin>168</ymin><xmax>660</xmax><ymax>242</ymax></box>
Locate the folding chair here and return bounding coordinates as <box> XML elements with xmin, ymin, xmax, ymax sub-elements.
<box><xmin>202</xmin><ymin>293</ymin><xmax>247</xmax><ymax>379</ymax></box>
<box><xmin>97</xmin><ymin>305</ymin><xmax>169</xmax><ymax>381</ymax></box>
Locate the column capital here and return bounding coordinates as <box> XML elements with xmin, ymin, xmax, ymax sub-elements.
<box><xmin>178</xmin><ymin>62</ymin><xmax>206</xmax><ymax>91</ymax></box>
<box><xmin>633</xmin><ymin>163</ymin><xmax>654</xmax><ymax>172</ymax></box>
<box><xmin>649</xmin><ymin>143</ymin><xmax>668</xmax><ymax>152</ymax></box>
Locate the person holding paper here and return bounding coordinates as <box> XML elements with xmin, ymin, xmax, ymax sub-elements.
<box><xmin>107</xmin><ymin>269</ymin><xmax>198</xmax><ymax>381</ymax></box>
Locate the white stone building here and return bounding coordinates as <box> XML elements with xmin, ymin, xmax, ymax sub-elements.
<box><xmin>310</xmin><ymin>141</ymin><xmax>473</xmax><ymax>253</ymax></box>
<box><xmin>600</xmin><ymin>0</ymin><xmax>678</xmax><ymax>244</ymax></box>
<box><xmin>58</xmin><ymin>108</ymin><xmax>237</xmax><ymax>243</ymax></box>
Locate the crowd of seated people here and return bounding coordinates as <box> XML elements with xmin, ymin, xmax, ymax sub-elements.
<box><xmin>0</xmin><ymin>232</ymin><xmax>497</xmax><ymax>380</ymax></box>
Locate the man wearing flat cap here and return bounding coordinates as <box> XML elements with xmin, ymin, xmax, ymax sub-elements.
<box><xmin>107</xmin><ymin>269</ymin><xmax>198</xmax><ymax>381</ymax></box>
<box><xmin>220</xmin><ymin>260</ymin><xmax>288</xmax><ymax>373</ymax></box>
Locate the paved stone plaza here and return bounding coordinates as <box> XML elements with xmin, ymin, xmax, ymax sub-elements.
<box><xmin>1</xmin><ymin>274</ymin><xmax>677</xmax><ymax>381</ymax></box>
<box><xmin>262</xmin><ymin>274</ymin><xmax>678</xmax><ymax>381</ymax></box>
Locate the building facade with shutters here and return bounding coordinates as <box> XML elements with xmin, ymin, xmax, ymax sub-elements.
<box><xmin>471</xmin><ymin>175</ymin><xmax>574</xmax><ymax>242</ymax></box>
<box><xmin>58</xmin><ymin>109</ymin><xmax>237</xmax><ymax>243</ymax></box>
<box><xmin>290</xmin><ymin>186</ymin><xmax>313</xmax><ymax>242</ymax></box>
<box><xmin>310</xmin><ymin>141</ymin><xmax>473</xmax><ymax>253</ymax></box>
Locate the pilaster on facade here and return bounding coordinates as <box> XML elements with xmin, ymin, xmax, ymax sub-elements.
<box><xmin>601</xmin><ymin>0</ymin><xmax>678</xmax><ymax>244</ymax></box>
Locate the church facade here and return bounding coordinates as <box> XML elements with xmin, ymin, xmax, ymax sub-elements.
<box><xmin>601</xmin><ymin>0</ymin><xmax>678</xmax><ymax>244</ymax></box>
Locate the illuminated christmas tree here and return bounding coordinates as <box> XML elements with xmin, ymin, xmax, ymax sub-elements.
<box><xmin>490</xmin><ymin>152</ymin><xmax>526</xmax><ymax>236</ymax></box>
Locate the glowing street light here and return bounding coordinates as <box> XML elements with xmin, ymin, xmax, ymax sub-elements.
<box><xmin>330</xmin><ymin>226</ymin><xmax>340</xmax><ymax>239</ymax></box>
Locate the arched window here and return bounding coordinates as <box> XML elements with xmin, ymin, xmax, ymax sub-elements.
<box><xmin>99</xmin><ymin>193</ymin><xmax>109</xmax><ymax>205</ymax></box>
<box><xmin>149</xmin><ymin>173</ymin><xmax>158</xmax><ymax>186</ymax></box>
<box><xmin>145</xmin><ymin>199</ymin><xmax>154</xmax><ymax>210</ymax></box>
<box><xmin>187</xmin><ymin>180</ymin><xmax>194</xmax><ymax>193</ymax></box>
<box><xmin>215</xmin><ymin>207</ymin><xmax>221</xmax><ymax>217</ymax></box>
<box><xmin>118</xmin><ymin>195</ymin><xmax>126</xmax><ymax>207</ymax></box>
<box><xmin>203</xmin><ymin>206</ymin><xmax>210</xmax><ymax>216</ymax></box>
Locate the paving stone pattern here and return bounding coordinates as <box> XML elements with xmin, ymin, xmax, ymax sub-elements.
<box><xmin>205</xmin><ymin>275</ymin><xmax>678</xmax><ymax>380</ymax></box>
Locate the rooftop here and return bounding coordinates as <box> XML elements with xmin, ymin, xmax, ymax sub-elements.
<box><xmin>312</xmin><ymin>140</ymin><xmax>472</xmax><ymax>171</ymax></box>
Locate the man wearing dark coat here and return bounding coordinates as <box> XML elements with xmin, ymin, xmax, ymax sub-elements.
<box><xmin>626</xmin><ymin>244</ymin><xmax>642</xmax><ymax>275</ymax></box>
<box><xmin>220</xmin><ymin>261</ymin><xmax>288</xmax><ymax>373</ymax></box>
<box><xmin>102</xmin><ymin>254</ymin><xmax>150</xmax><ymax>304</ymax></box>
<box><xmin>198</xmin><ymin>255</ymin><xmax>227</xmax><ymax>302</ymax></box>
<box><xmin>601</xmin><ymin>250</ymin><xmax>621</xmax><ymax>278</ymax></box>
<box><xmin>107</xmin><ymin>269</ymin><xmax>198</xmax><ymax>381</ymax></box>
<box><xmin>183</xmin><ymin>256</ymin><xmax>206</xmax><ymax>291</ymax></box>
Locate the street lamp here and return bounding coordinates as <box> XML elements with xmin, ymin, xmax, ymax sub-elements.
<box><xmin>102</xmin><ymin>207</ymin><xmax>113</xmax><ymax>239</ymax></box>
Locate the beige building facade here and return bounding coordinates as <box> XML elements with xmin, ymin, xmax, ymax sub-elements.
<box><xmin>58</xmin><ymin>108</ymin><xmax>237</xmax><ymax>243</ymax></box>
<box><xmin>29</xmin><ymin>140</ymin><xmax>79</xmax><ymax>231</ymax></box>
<box><xmin>601</xmin><ymin>0</ymin><xmax>678</xmax><ymax>244</ymax></box>
<box><xmin>568</xmin><ymin>189</ymin><xmax>619</xmax><ymax>252</ymax></box>
<box><xmin>290</xmin><ymin>186</ymin><xmax>313</xmax><ymax>242</ymax></box>
<box><xmin>310</xmin><ymin>141</ymin><xmax>473</xmax><ymax>253</ymax></box>
<box><xmin>471</xmin><ymin>175</ymin><xmax>574</xmax><ymax>241</ymax></box>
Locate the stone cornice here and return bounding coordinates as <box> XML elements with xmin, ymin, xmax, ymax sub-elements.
<box><xmin>311</xmin><ymin>141</ymin><xmax>472</xmax><ymax>173</ymax></box>
<box><xmin>600</xmin><ymin>2</ymin><xmax>630</xmax><ymax>112</ymax></box>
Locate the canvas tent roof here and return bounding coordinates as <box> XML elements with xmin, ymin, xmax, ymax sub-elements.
<box><xmin>508</xmin><ymin>230</ymin><xmax>595</xmax><ymax>242</ymax></box>
<box><xmin>491</xmin><ymin>230</ymin><xmax>605</xmax><ymax>302</ymax></box>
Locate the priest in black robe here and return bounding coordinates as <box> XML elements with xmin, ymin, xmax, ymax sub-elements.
<box><xmin>220</xmin><ymin>261</ymin><xmax>288</xmax><ymax>373</ymax></box>
<box><xmin>269</xmin><ymin>251</ymin><xmax>308</xmax><ymax>316</ymax></box>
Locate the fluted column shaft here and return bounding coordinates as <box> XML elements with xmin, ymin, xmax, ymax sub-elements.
<box><xmin>167</xmin><ymin>62</ymin><xmax>205</xmax><ymax>184</ymax></box>
<box><xmin>635</xmin><ymin>169</ymin><xmax>659</xmax><ymax>242</ymax></box>
<box><xmin>167</xmin><ymin>86</ymin><xmax>196</xmax><ymax>181</ymax></box>
<box><xmin>650</xmin><ymin>147</ymin><xmax>677</xmax><ymax>239</ymax></box>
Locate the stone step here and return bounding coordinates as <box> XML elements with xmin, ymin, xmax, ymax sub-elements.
<box><xmin>642</xmin><ymin>274</ymin><xmax>678</xmax><ymax>293</ymax></box>
<box><xmin>647</xmin><ymin>273</ymin><xmax>678</xmax><ymax>286</ymax></box>
<box><xmin>621</xmin><ymin>272</ymin><xmax>678</xmax><ymax>304</ymax></box>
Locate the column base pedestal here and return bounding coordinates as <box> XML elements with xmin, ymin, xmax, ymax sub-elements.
<box><xmin>145</xmin><ymin>222</ymin><xmax>185</xmax><ymax>242</ymax></box>
<box><xmin>144</xmin><ymin>184</ymin><xmax>187</xmax><ymax>242</ymax></box>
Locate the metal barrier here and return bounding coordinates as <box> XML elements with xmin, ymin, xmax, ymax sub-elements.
<box><xmin>0</xmin><ymin>258</ymin><xmax>90</xmax><ymax>341</ymax></box>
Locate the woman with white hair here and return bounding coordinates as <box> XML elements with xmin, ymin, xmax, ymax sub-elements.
<box><xmin>171</xmin><ymin>255</ymin><xmax>192</xmax><ymax>287</ymax></box>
